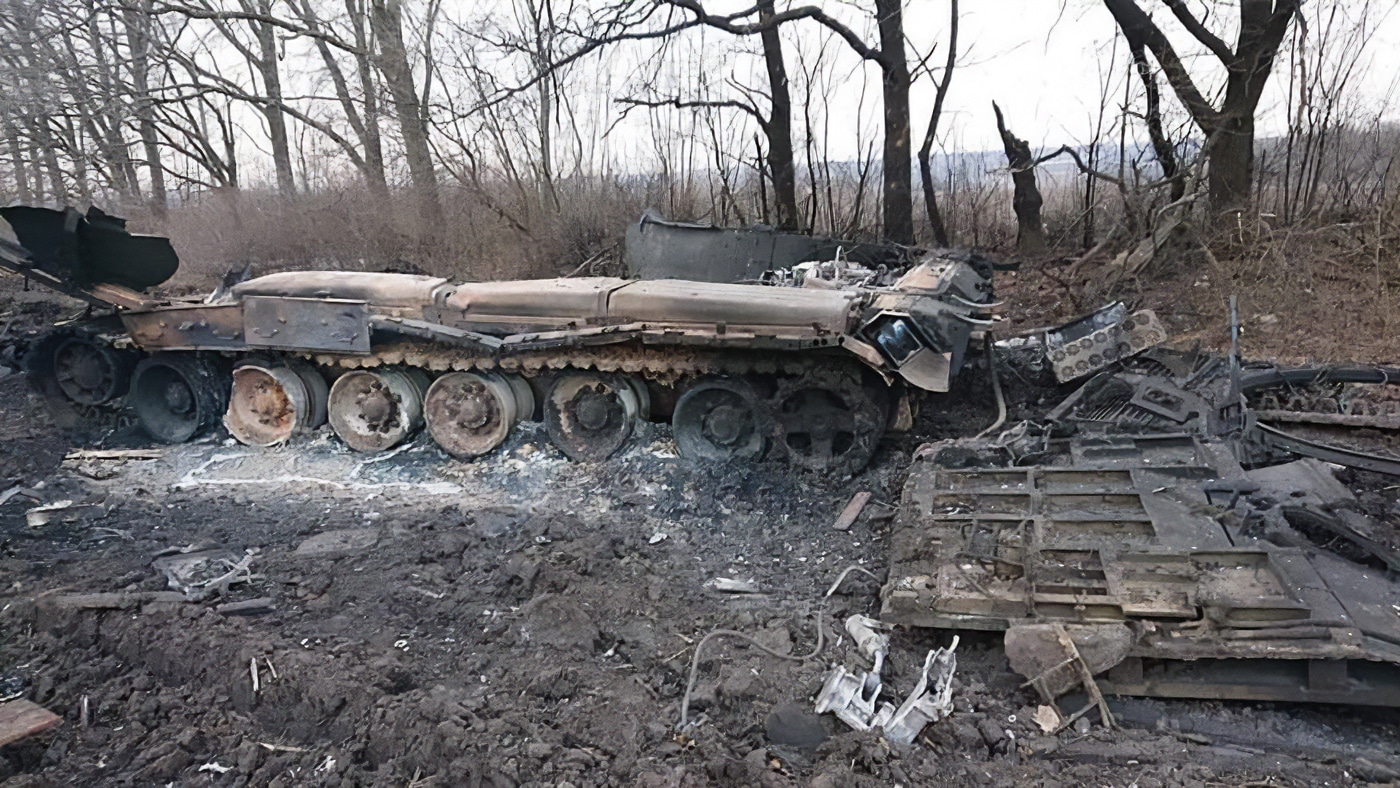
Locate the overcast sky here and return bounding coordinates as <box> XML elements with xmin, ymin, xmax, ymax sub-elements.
<box><xmin>892</xmin><ymin>0</ymin><xmax>1400</xmax><ymax>153</ymax></box>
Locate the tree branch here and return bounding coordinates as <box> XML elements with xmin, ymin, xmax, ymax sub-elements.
<box><xmin>1101</xmin><ymin>0</ymin><xmax>1220</xmax><ymax>129</ymax></box>
<box><xmin>615</xmin><ymin>96</ymin><xmax>765</xmax><ymax>128</ymax></box>
<box><xmin>1162</xmin><ymin>0</ymin><xmax>1235</xmax><ymax>64</ymax></box>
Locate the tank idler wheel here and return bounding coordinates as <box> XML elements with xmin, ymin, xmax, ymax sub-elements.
<box><xmin>544</xmin><ymin>371</ymin><xmax>643</xmax><ymax>462</ymax></box>
<box><xmin>672</xmin><ymin>376</ymin><xmax>770</xmax><ymax>462</ymax></box>
<box><xmin>130</xmin><ymin>353</ymin><xmax>229</xmax><ymax>444</ymax></box>
<box><xmin>328</xmin><ymin>368</ymin><xmax>429</xmax><ymax>452</ymax></box>
<box><xmin>773</xmin><ymin>370</ymin><xmax>887</xmax><ymax>476</ymax></box>
<box><xmin>51</xmin><ymin>337</ymin><xmax>134</xmax><ymax>406</ymax></box>
<box><xmin>425</xmin><ymin>371</ymin><xmax>530</xmax><ymax>458</ymax></box>
<box><xmin>223</xmin><ymin>359</ymin><xmax>329</xmax><ymax>447</ymax></box>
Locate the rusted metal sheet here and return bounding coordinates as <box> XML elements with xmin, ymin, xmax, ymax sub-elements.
<box><xmin>121</xmin><ymin>304</ymin><xmax>245</xmax><ymax>350</ymax></box>
<box><xmin>243</xmin><ymin>296</ymin><xmax>371</xmax><ymax>353</ymax></box>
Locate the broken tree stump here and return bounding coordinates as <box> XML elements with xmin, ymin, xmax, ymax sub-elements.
<box><xmin>993</xmin><ymin>101</ymin><xmax>1047</xmax><ymax>255</ymax></box>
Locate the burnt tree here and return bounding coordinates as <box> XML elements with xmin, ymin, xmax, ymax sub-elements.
<box><xmin>993</xmin><ymin>102</ymin><xmax>1045</xmax><ymax>255</ymax></box>
<box><xmin>1101</xmin><ymin>0</ymin><xmax>1300</xmax><ymax>213</ymax></box>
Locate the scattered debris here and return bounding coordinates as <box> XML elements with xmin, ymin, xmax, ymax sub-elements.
<box><xmin>152</xmin><ymin>549</ymin><xmax>258</xmax><ymax>599</ymax></box>
<box><xmin>0</xmin><ymin>699</ymin><xmax>62</xmax><ymax>748</ymax></box>
<box><xmin>647</xmin><ymin>531</ymin><xmax>668</xmax><ymax>545</ymax></box>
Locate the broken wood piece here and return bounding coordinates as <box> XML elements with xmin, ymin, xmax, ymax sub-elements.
<box><xmin>832</xmin><ymin>491</ymin><xmax>872</xmax><ymax>532</ymax></box>
<box><xmin>64</xmin><ymin>448</ymin><xmax>163</xmax><ymax>461</ymax></box>
<box><xmin>0</xmin><ymin>486</ymin><xmax>41</xmax><ymax>506</ymax></box>
<box><xmin>705</xmin><ymin>577</ymin><xmax>761</xmax><ymax>594</ymax></box>
<box><xmin>1031</xmin><ymin>704</ymin><xmax>1061</xmax><ymax>734</ymax></box>
<box><xmin>1050</xmin><ymin>624</ymin><xmax>1116</xmax><ymax>733</ymax></box>
<box><xmin>45</xmin><ymin>591</ymin><xmax>189</xmax><ymax>610</ymax></box>
<box><xmin>0</xmin><ymin>699</ymin><xmax>62</xmax><ymax>747</ymax></box>
<box><xmin>216</xmin><ymin>597</ymin><xmax>275</xmax><ymax>616</ymax></box>
<box><xmin>25</xmin><ymin>500</ymin><xmax>109</xmax><ymax>527</ymax></box>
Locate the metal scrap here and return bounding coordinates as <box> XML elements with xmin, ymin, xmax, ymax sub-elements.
<box><xmin>883</xmin><ymin>401</ymin><xmax>1400</xmax><ymax>706</ymax></box>
<box><xmin>1043</xmin><ymin>303</ymin><xmax>1169</xmax><ymax>383</ymax></box>
<box><xmin>815</xmin><ymin>612</ymin><xmax>959</xmax><ymax>744</ymax></box>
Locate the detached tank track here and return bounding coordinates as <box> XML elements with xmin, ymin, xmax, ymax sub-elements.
<box><xmin>302</xmin><ymin>340</ymin><xmax>846</xmax><ymax>386</ymax></box>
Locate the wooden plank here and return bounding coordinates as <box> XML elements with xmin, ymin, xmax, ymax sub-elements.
<box><xmin>0</xmin><ymin>700</ymin><xmax>62</xmax><ymax>747</ymax></box>
<box><xmin>831</xmin><ymin>491</ymin><xmax>872</xmax><ymax>532</ymax></box>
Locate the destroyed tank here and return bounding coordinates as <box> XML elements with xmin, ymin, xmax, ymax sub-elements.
<box><xmin>1</xmin><ymin>206</ymin><xmax>995</xmax><ymax>475</ymax></box>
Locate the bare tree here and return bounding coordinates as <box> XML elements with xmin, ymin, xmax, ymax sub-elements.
<box><xmin>124</xmin><ymin>0</ymin><xmax>170</xmax><ymax>216</ymax></box>
<box><xmin>369</xmin><ymin>0</ymin><xmax>443</xmax><ymax>228</ymax></box>
<box><xmin>916</xmin><ymin>0</ymin><xmax>957</xmax><ymax>246</ymax></box>
<box><xmin>1101</xmin><ymin>0</ymin><xmax>1300</xmax><ymax>214</ymax></box>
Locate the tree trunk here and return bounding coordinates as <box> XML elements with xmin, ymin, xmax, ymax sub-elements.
<box><xmin>1206</xmin><ymin>113</ymin><xmax>1254</xmax><ymax>211</ymax></box>
<box><xmin>351</xmin><ymin>4</ymin><xmax>389</xmax><ymax>198</ymax></box>
<box><xmin>123</xmin><ymin>1</ymin><xmax>167</xmax><ymax>217</ymax></box>
<box><xmin>369</xmin><ymin>0</ymin><xmax>443</xmax><ymax>231</ymax></box>
<box><xmin>993</xmin><ymin>102</ymin><xmax>1045</xmax><ymax>255</ymax></box>
<box><xmin>874</xmin><ymin>0</ymin><xmax>914</xmax><ymax>245</ymax></box>
<box><xmin>757</xmin><ymin>0</ymin><xmax>798</xmax><ymax>231</ymax></box>
<box><xmin>1128</xmin><ymin>37</ymin><xmax>1183</xmax><ymax>201</ymax></box>
<box><xmin>1100</xmin><ymin>0</ymin><xmax>1295</xmax><ymax>220</ymax></box>
<box><xmin>4</xmin><ymin>119</ymin><xmax>33</xmax><ymax>203</ymax></box>
<box><xmin>253</xmin><ymin>4</ymin><xmax>296</xmax><ymax>197</ymax></box>
<box><xmin>918</xmin><ymin>0</ymin><xmax>957</xmax><ymax>247</ymax></box>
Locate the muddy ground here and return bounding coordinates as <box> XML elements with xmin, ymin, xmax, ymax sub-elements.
<box><xmin>4</xmin><ymin>287</ymin><xmax>1400</xmax><ymax>787</ymax></box>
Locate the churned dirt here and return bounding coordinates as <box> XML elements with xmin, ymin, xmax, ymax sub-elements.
<box><xmin>3</xmin><ymin>277</ymin><xmax>1400</xmax><ymax>787</ymax></box>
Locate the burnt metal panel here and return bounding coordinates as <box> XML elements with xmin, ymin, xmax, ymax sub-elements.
<box><xmin>624</xmin><ymin>214</ymin><xmax>913</xmax><ymax>283</ymax></box>
<box><xmin>243</xmin><ymin>296</ymin><xmax>371</xmax><ymax>353</ymax></box>
<box><xmin>881</xmin><ymin>435</ymin><xmax>1400</xmax><ymax>706</ymax></box>
<box><xmin>122</xmin><ymin>304</ymin><xmax>245</xmax><ymax>350</ymax></box>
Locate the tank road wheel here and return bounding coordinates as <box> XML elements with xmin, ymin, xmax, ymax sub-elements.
<box><xmin>672</xmin><ymin>377</ymin><xmax>770</xmax><ymax>462</ymax></box>
<box><xmin>130</xmin><ymin>354</ymin><xmax>229</xmax><ymax>444</ymax></box>
<box><xmin>773</xmin><ymin>370</ymin><xmax>887</xmax><ymax>475</ymax></box>
<box><xmin>425</xmin><ymin>372</ymin><xmax>531</xmax><ymax>458</ymax></box>
<box><xmin>223</xmin><ymin>359</ymin><xmax>328</xmax><ymax>446</ymax></box>
<box><xmin>329</xmin><ymin>369</ymin><xmax>430</xmax><ymax>452</ymax></box>
<box><xmin>543</xmin><ymin>371</ymin><xmax>642</xmax><ymax>462</ymax></box>
<box><xmin>51</xmin><ymin>337</ymin><xmax>134</xmax><ymax>406</ymax></box>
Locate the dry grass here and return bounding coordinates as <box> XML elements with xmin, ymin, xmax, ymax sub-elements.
<box><xmin>101</xmin><ymin>164</ymin><xmax>1400</xmax><ymax>368</ymax></box>
<box><xmin>999</xmin><ymin>203</ymin><xmax>1400</xmax><ymax>365</ymax></box>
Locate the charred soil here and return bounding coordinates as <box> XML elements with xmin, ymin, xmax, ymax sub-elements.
<box><xmin>3</xmin><ymin>281</ymin><xmax>1400</xmax><ymax>787</ymax></box>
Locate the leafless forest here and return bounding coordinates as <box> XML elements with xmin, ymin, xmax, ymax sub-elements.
<box><xmin>0</xmin><ymin>0</ymin><xmax>1395</xmax><ymax>297</ymax></box>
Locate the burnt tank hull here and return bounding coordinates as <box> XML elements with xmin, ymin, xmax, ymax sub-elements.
<box><xmin>3</xmin><ymin>206</ymin><xmax>995</xmax><ymax>474</ymax></box>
